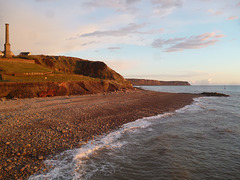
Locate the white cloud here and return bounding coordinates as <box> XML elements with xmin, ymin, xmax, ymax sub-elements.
<box><xmin>228</xmin><ymin>16</ymin><xmax>239</xmax><ymax>20</ymax></box>
<box><xmin>151</xmin><ymin>0</ymin><xmax>184</xmax><ymax>8</ymax></box>
<box><xmin>83</xmin><ymin>0</ymin><xmax>141</xmax><ymax>13</ymax></box>
<box><xmin>152</xmin><ymin>32</ymin><xmax>225</xmax><ymax>52</ymax></box>
<box><xmin>81</xmin><ymin>41</ymin><xmax>100</xmax><ymax>47</ymax></box>
<box><xmin>207</xmin><ymin>9</ymin><xmax>224</xmax><ymax>15</ymax></box>
<box><xmin>151</xmin><ymin>0</ymin><xmax>185</xmax><ymax>16</ymax></box>
<box><xmin>108</xmin><ymin>47</ymin><xmax>121</xmax><ymax>50</ymax></box>
<box><xmin>80</xmin><ymin>23</ymin><xmax>146</xmax><ymax>37</ymax></box>
<box><xmin>79</xmin><ymin>23</ymin><xmax>164</xmax><ymax>38</ymax></box>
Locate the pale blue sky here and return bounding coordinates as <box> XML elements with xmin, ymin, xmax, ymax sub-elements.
<box><xmin>0</xmin><ymin>0</ymin><xmax>239</xmax><ymax>85</ymax></box>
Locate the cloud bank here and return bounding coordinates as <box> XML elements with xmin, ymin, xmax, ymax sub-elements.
<box><xmin>152</xmin><ymin>32</ymin><xmax>225</xmax><ymax>52</ymax></box>
<box><xmin>80</xmin><ymin>23</ymin><xmax>145</xmax><ymax>37</ymax></box>
<box><xmin>151</xmin><ymin>0</ymin><xmax>185</xmax><ymax>16</ymax></box>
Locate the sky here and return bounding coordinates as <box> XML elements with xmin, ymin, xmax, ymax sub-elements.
<box><xmin>0</xmin><ymin>0</ymin><xmax>239</xmax><ymax>85</ymax></box>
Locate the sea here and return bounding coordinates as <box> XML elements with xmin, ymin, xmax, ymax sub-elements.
<box><xmin>29</xmin><ymin>85</ymin><xmax>240</xmax><ymax>180</ymax></box>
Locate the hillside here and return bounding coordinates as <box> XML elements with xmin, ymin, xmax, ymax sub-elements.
<box><xmin>127</xmin><ymin>78</ymin><xmax>190</xmax><ymax>86</ymax></box>
<box><xmin>0</xmin><ymin>55</ymin><xmax>127</xmax><ymax>82</ymax></box>
<box><xmin>0</xmin><ymin>56</ymin><xmax>133</xmax><ymax>99</ymax></box>
<box><xmin>0</xmin><ymin>60</ymin><xmax>51</xmax><ymax>74</ymax></box>
<box><xmin>17</xmin><ymin>55</ymin><xmax>125</xmax><ymax>81</ymax></box>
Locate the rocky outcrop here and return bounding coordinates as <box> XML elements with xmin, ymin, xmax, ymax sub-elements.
<box><xmin>201</xmin><ymin>92</ymin><xmax>229</xmax><ymax>97</ymax></box>
<box><xmin>0</xmin><ymin>81</ymin><xmax>133</xmax><ymax>99</ymax></box>
<box><xmin>127</xmin><ymin>78</ymin><xmax>190</xmax><ymax>86</ymax></box>
<box><xmin>73</xmin><ymin>60</ymin><xmax>124</xmax><ymax>81</ymax></box>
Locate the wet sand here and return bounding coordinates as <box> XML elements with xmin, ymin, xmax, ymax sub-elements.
<box><xmin>0</xmin><ymin>89</ymin><xmax>199</xmax><ymax>179</ymax></box>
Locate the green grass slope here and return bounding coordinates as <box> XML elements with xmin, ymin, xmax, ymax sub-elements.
<box><xmin>0</xmin><ymin>61</ymin><xmax>51</xmax><ymax>73</ymax></box>
<box><xmin>1</xmin><ymin>73</ymin><xmax>100</xmax><ymax>83</ymax></box>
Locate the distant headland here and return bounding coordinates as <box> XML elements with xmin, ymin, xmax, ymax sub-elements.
<box><xmin>127</xmin><ymin>78</ymin><xmax>190</xmax><ymax>86</ymax></box>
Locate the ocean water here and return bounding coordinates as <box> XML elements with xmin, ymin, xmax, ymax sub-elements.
<box><xmin>29</xmin><ymin>86</ymin><xmax>240</xmax><ymax>180</ymax></box>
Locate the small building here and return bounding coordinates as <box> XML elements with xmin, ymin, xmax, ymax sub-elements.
<box><xmin>19</xmin><ymin>52</ymin><xmax>31</xmax><ymax>56</ymax></box>
<box><xmin>0</xmin><ymin>51</ymin><xmax>4</xmax><ymax>57</ymax></box>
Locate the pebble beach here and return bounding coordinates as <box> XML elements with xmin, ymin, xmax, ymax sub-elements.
<box><xmin>0</xmin><ymin>89</ymin><xmax>199</xmax><ymax>179</ymax></box>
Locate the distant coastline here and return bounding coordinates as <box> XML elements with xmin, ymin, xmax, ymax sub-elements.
<box><xmin>127</xmin><ymin>78</ymin><xmax>190</xmax><ymax>86</ymax></box>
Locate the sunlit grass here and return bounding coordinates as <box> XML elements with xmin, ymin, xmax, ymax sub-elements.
<box><xmin>0</xmin><ymin>61</ymin><xmax>52</xmax><ymax>73</ymax></box>
<box><xmin>0</xmin><ymin>73</ymin><xmax>101</xmax><ymax>82</ymax></box>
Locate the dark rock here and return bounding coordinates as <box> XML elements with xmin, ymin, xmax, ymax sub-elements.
<box><xmin>201</xmin><ymin>92</ymin><xmax>229</xmax><ymax>97</ymax></box>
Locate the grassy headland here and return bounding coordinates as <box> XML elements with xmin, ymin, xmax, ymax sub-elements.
<box><xmin>0</xmin><ymin>55</ymin><xmax>125</xmax><ymax>82</ymax></box>
<box><xmin>0</xmin><ymin>55</ymin><xmax>132</xmax><ymax>99</ymax></box>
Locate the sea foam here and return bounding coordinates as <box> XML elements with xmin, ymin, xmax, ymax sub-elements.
<box><xmin>175</xmin><ymin>97</ymin><xmax>205</xmax><ymax>114</ymax></box>
<box><xmin>29</xmin><ymin>102</ymin><xmax>198</xmax><ymax>180</ymax></box>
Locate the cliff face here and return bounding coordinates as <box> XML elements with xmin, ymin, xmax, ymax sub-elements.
<box><xmin>0</xmin><ymin>81</ymin><xmax>133</xmax><ymax>99</ymax></box>
<box><xmin>127</xmin><ymin>79</ymin><xmax>190</xmax><ymax>86</ymax></box>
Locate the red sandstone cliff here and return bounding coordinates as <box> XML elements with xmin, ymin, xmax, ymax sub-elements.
<box><xmin>0</xmin><ymin>81</ymin><xmax>133</xmax><ymax>99</ymax></box>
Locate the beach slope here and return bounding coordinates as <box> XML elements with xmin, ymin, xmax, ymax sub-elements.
<box><xmin>0</xmin><ymin>90</ymin><xmax>199</xmax><ymax>179</ymax></box>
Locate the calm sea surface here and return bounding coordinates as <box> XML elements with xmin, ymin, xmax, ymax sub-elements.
<box><xmin>30</xmin><ymin>86</ymin><xmax>240</xmax><ymax>180</ymax></box>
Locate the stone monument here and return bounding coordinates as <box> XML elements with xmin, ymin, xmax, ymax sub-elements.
<box><xmin>4</xmin><ymin>23</ymin><xmax>13</xmax><ymax>58</ymax></box>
